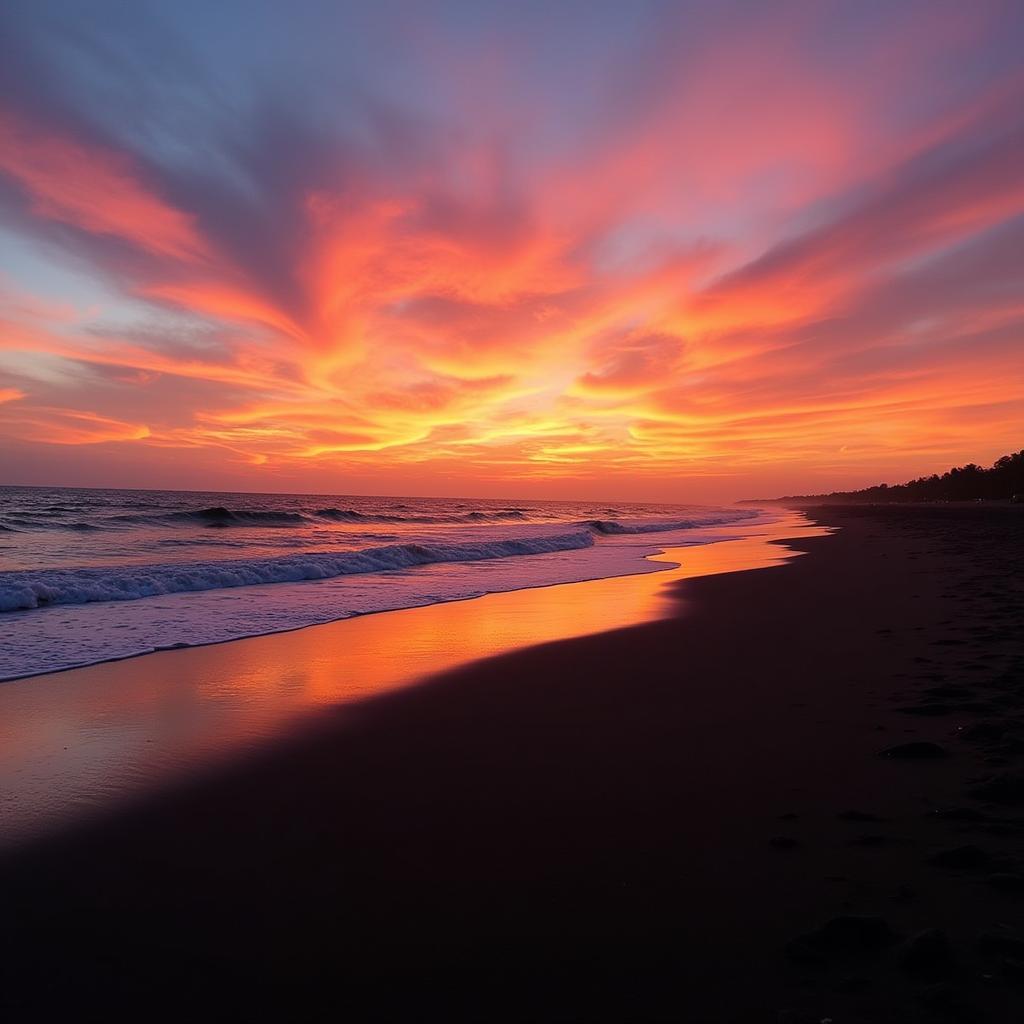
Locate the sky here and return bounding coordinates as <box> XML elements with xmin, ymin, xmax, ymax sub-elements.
<box><xmin>0</xmin><ymin>0</ymin><xmax>1022</xmax><ymax>501</ymax></box>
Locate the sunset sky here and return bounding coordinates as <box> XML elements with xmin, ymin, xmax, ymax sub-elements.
<box><xmin>1</xmin><ymin>0</ymin><xmax>1022</xmax><ymax>501</ymax></box>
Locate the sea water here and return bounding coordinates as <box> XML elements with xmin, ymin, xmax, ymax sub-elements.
<box><xmin>0</xmin><ymin>486</ymin><xmax>769</xmax><ymax>679</ymax></box>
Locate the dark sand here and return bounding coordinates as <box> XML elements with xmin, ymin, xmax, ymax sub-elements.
<box><xmin>2</xmin><ymin>505</ymin><xmax>1023</xmax><ymax>1022</ymax></box>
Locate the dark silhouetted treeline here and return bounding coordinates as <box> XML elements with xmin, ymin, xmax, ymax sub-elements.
<box><xmin>765</xmin><ymin>450</ymin><xmax>1024</xmax><ymax>504</ymax></box>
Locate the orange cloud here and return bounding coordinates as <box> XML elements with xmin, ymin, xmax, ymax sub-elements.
<box><xmin>0</xmin><ymin>406</ymin><xmax>150</xmax><ymax>445</ymax></box>
<box><xmin>0</xmin><ymin>111</ymin><xmax>208</xmax><ymax>260</ymax></box>
<box><xmin>1</xmin><ymin>9</ymin><xmax>1022</xmax><ymax>499</ymax></box>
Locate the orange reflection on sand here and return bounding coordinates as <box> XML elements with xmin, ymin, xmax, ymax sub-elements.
<box><xmin>0</xmin><ymin>512</ymin><xmax>827</xmax><ymax>846</ymax></box>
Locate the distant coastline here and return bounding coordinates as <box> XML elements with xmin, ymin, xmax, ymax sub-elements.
<box><xmin>742</xmin><ymin>448</ymin><xmax>1024</xmax><ymax>504</ymax></box>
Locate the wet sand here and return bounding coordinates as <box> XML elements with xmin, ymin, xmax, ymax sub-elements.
<box><xmin>2</xmin><ymin>505</ymin><xmax>1023</xmax><ymax>1022</ymax></box>
<box><xmin>0</xmin><ymin>513</ymin><xmax>821</xmax><ymax>847</ymax></box>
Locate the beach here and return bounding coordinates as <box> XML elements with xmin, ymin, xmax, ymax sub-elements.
<box><xmin>2</xmin><ymin>504</ymin><xmax>1023</xmax><ymax>1022</ymax></box>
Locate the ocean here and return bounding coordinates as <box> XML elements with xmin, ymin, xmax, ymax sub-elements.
<box><xmin>0</xmin><ymin>486</ymin><xmax>768</xmax><ymax>680</ymax></box>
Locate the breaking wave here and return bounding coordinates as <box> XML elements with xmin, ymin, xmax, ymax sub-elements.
<box><xmin>0</xmin><ymin>503</ymin><xmax>759</xmax><ymax>535</ymax></box>
<box><xmin>24</xmin><ymin>505</ymin><xmax>542</xmax><ymax>530</ymax></box>
<box><xmin>585</xmin><ymin>514</ymin><xmax>757</xmax><ymax>534</ymax></box>
<box><xmin>0</xmin><ymin>531</ymin><xmax>596</xmax><ymax>612</ymax></box>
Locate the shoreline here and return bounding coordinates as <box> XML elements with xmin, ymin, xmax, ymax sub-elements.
<box><xmin>0</xmin><ymin>511</ymin><xmax>823</xmax><ymax>847</ymax></box>
<box><xmin>2</xmin><ymin>504</ymin><xmax>1023</xmax><ymax>1021</ymax></box>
